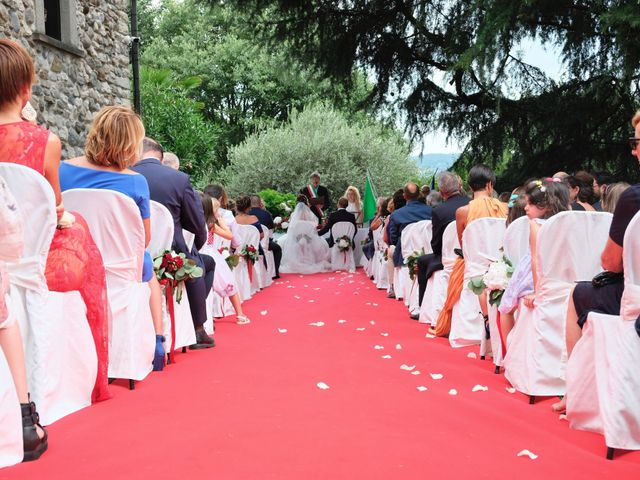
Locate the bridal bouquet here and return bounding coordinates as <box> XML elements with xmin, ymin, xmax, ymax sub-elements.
<box><xmin>218</xmin><ymin>247</ymin><xmax>240</xmax><ymax>270</ymax></box>
<box><xmin>405</xmin><ymin>249</ymin><xmax>425</xmax><ymax>281</ymax></box>
<box><xmin>154</xmin><ymin>250</ymin><xmax>203</xmax><ymax>303</ymax></box>
<box><xmin>468</xmin><ymin>256</ymin><xmax>514</xmax><ymax>307</ymax></box>
<box><xmin>336</xmin><ymin>235</ymin><xmax>352</xmax><ymax>252</ymax></box>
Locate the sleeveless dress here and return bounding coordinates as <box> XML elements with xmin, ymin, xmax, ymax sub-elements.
<box><xmin>0</xmin><ymin>176</ymin><xmax>24</xmax><ymax>329</ymax></box>
<box><xmin>0</xmin><ymin>121</ymin><xmax>110</xmax><ymax>402</ymax></box>
<box><xmin>59</xmin><ymin>162</ymin><xmax>154</xmax><ymax>282</ymax></box>
<box><xmin>434</xmin><ymin>196</ymin><xmax>508</xmax><ymax>337</ymax></box>
<box><xmin>200</xmin><ymin>230</ymin><xmax>237</xmax><ymax>297</ymax></box>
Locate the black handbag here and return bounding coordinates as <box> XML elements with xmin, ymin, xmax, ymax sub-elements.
<box><xmin>591</xmin><ymin>271</ymin><xmax>624</xmax><ymax>288</ymax></box>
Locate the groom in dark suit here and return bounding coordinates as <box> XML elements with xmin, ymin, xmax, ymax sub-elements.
<box><xmin>317</xmin><ymin>197</ymin><xmax>357</xmax><ymax>247</ymax></box>
<box><xmin>132</xmin><ymin>139</ymin><xmax>216</xmax><ymax>348</ymax></box>
<box><xmin>299</xmin><ymin>171</ymin><xmax>330</xmax><ymax>224</ymax></box>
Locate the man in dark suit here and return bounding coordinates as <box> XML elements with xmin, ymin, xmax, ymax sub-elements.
<box><xmin>413</xmin><ymin>171</ymin><xmax>469</xmax><ymax>319</ymax></box>
<box><xmin>299</xmin><ymin>171</ymin><xmax>330</xmax><ymax>224</ymax></box>
<box><xmin>132</xmin><ymin>139</ymin><xmax>216</xmax><ymax>348</ymax></box>
<box><xmin>317</xmin><ymin>197</ymin><xmax>357</xmax><ymax>247</ymax></box>
<box><xmin>249</xmin><ymin>195</ymin><xmax>282</xmax><ymax>278</ymax></box>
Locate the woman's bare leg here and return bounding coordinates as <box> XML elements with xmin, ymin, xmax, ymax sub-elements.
<box><xmin>148</xmin><ymin>275</ymin><xmax>164</xmax><ymax>335</ymax></box>
<box><xmin>552</xmin><ymin>289</ymin><xmax>581</xmax><ymax>413</ymax></box>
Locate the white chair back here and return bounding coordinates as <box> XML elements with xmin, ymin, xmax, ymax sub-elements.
<box><xmin>621</xmin><ymin>211</ymin><xmax>640</xmax><ymax>321</ymax></box>
<box><xmin>149</xmin><ymin>201</ymin><xmax>174</xmax><ymax>257</ymax></box>
<box><xmin>331</xmin><ymin>222</ymin><xmax>356</xmax><ymax>272</ymax></box>
<box><xmin>331</xmin><ymin>221</ymin><xmax>356</xmax><ymax>242</ymax></box>
<box><xmin>441</xmin><ymin>221</ymin><xmax>460</xmax><ymax>270</ymax></box>
<box><xmin>503</xmin><ymin>216</ymin><xmax>530</xmax><ymax>267</ymax></box>
<box><xmin>401</xmin><ymin>220</ymin><xmax>433</xmax><ymax>258</ymax></box>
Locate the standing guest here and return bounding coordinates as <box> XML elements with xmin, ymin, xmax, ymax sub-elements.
<box><xmin>60</xmin><ymin>107</ymin><xmax>167</xmax><ymax>371</ymax></box>
<box><xmin>317</xmin><ymin>197</ymin><xmax>357</xmax><ymax>246</ymax></box>
<box><xmin>431</xmin><ymin>165</ymin><xmax>508</xmax><ymax>337</ymax></box>
<box><xmin>0</xmin><ymin>38</ymin><xmax>110</xmax><ymax>401</ymax></box>
<box><xmin>344</xmin><ymin>186</ymin><xmax>364</xmax><ymax>225</ymax></box>
<box><xmin>414</xmin><ymin>172</ymin><xmax>469</xmax><ymax>318</ymax></box>
<box><xmin>249</xmin><ymin>195</ymin><xmax>282</xmax><ymax>278</ymax></box>
<box><xmin>555</xmin><ymin>111</ymin><xmax>640</xmax><ymax>414</ymax></box>
<box><xmin>161</xmin><ymin>152</ymin><xmax>180</xmax><ymax>170</ymax></box>
<box><xmin>387</xmin><ymin>182</ymin><xmax>433</xmax><ymax>272</ymax></box>
<box><xmin>299</xmin><ymin>171</ymin><xmax>330</xmax><ymax>224</ymax></box>
<box><xmin>132</xmin><ymin>138</ymin><xmax>216</xmax><ymax>349</ymax></box>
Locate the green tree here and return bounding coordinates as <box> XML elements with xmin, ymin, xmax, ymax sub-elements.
<box><xmin>220</xmin><ymin>103</ymin><xmax>418</xmax><ymax>198</ymax></box>
<box><xmin>140</xmin><ymin>66</ymin><xmax>220</xmax><ymax>183</ymax></box>
<box><xmin>224</xmin><ymin>1</ymin><xmax>640</xmax><ymax>187</ymax></box>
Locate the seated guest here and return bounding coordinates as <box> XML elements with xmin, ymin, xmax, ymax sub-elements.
<box><xmin>565</xmin><ymin>172</ymin><xmax>596</xmax><ymax>211</ymax></box>
<box><xmin>199</xmin><ymin>193</ymin><xmax>250</xmax><ymax>324</ymax></box>
<box><xmin>592</xmin><ymin>171</ymin><xmax>614</xmax><ymax>211</ymax></box>
<box><xmin>235</xmin><ymin>195</ymin><xmax>264</xmax><ymax>238</ymax></box>
<box><xmin>557</xmin><ymin>111</ymin><xmax>640</xmax><ymax>413</ymax></box>
<box><xmin>362</xmin><ymin>197</ymin><xmax>389</xmax><ymax>261</ymax></box>
<box><xmin>414</xmin><ymin>172</ymin><xmax>469</xmax><ymax>319</ymax></box>
<box><xmin>383</xmin><ymin>189</ymin><xmax>406</xmax><ymax>298</ymax></box>
<box><xmin>387</xmin><ymin>182</ymin><xmax>432</xmax><ymax>271</ymax></box>
<box><xmin>0</xmin><ymin>177</ymin><xmax>47</xmax><ymax>461</ymax></box>
<box><xmin>161</xmin><ymin>151</ymin><xmax>180</xmax><ymax>170</ymax></box>
<box><xmin>132</xmin><ymin>138</ymin><xmax>216</xmax><ymax>349</ymax></box>
<box><xmin>249</xmin><ymin>195</ymin><xmax>282</xmax><ymax>278</ymax></box>
<box><xmin>431</xmin><ymin>165</ymin><xmax>507</xmax><ymax>337</ymax></box>
<box><xmin>601</xmin><ymin>182</ymin><xmax>630</xmax><ymax>213</ymax></box>
<box><xmin>344</xmin><ymin>186</ymin><xmax>364</xmax><ymax>225</ymax></box>
<box><xmin>506</xmin><ymin>187</ymin><xmax>527</xmax><ymax>226</ymax></box>
<box><xmin>205</xmin><ymin>184</ymin><xmax>236</xmax><ymax>229</ymax></box>
<box><xmin>317</xmin><ymin>197</ymin><xmax>357</xmax><ymax>246</ymax></box>
<box><xmin>60</xmin><ymin>106</ymin><xmax>166</xmax><ymax>370</ymax></box>
<box><xmin>426</xmin><ymin>190</ymin><xmax>442</xmax><ymax>207</ymax></box>
<box><xmin>0</xmin><ymin>38</ymin><xmax>110</xmax><ymax>400</ymax></box>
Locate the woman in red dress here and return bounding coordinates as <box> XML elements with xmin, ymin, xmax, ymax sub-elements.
<box><xmin>0</xmin><ymin>39</ymin><xmax>110</xmax><ymax>402</ymax></box>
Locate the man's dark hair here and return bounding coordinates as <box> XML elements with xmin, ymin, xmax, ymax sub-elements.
<box><xmin>468</xmin><ymin>164</ymin><xmax>496</xmax><ymax>191</ymax></box>
<box><xmin>392</xmin><ymin>188</ymin><xmax>406</xmax><ymax>209</ymax></box>
<box><xmin>594</xmin><ymin>171</ymin><xmax>614</xmax><ymax>186</ymax></box>
<box><xmin>204</xmin><ymin>184</ymin><xmax>224</xmax><ymax>200</ymax></box>
<box><xmin>338</xmin><ymin>197</ymin><xmax>349</xmax><ymax>208</ymax></box>
<box><xmin>142</xmin><ymin>137</ymin><xmax>164</xmax><ymax>160</ymax></box>
<box><xmin>403</xmin><ymin>182</ymin><xmax>419</xmax><ymax>200</ymax></box>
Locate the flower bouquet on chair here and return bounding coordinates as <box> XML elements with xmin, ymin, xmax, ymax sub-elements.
<box><xmin>468</xmin><ymin>256</ymin><xmax>514</xmax><ymax>307</ymax></box>
<box><xmin>405</xmin><ymin>249</ymin><xmax>426</xmax><ymax>281</ymax></box>
<box><xmin>336</xmin><ymin>235</ymin><xmax>353</xmax><ymax>252</ymax></box>
<box><xmin>240</xmin><ymin>244</ymin><xmax>259</xmax><ymax>281</ymax></box>
<box><xmin>218</xmin><ymin>246</ymin><xmax>240</xmax><ymax>270</ymax></box>
<box><xmin>153</xmin><ymin>250</ymin><xmax>203</xmax><ymax>303</ymax></box>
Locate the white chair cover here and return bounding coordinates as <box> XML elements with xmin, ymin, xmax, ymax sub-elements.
<box><xmin>353</xmin><ymin>227</ymin><xmax>369</xmax><ymax>267</ymax></box>
<box><xmin>63</xmin><ymin>189</ymin><xmax>155</xmax><ymax>382</ymax></box>
<box><xmin>260</xmin><ymin>225</ymin><xmax>274</xmax><ymax>288</ymax></box>
<box><xmin>149</xmin><ymin>201</ymin><xmax>196</xmax><ymax>352</ymax></box>
<box><xmin>503</xmin><ymin>216</ymin><xmax>530</xmax><ymax>267</ymax></box>
<box><xmin>330</xmin><ymin>222</ymin><xmax>357</xmax><ymax>272</ymax></box>
<box><xmin>419</xmin><ymin>222</ymin><xmax>459</xmax><ymax>326</ymax></box>
<box><xmin>504</xmin><ymin>211</ymin><xmax>613</xmax><ymax>397</ymax></box>
<box><xmin>0</xmin><ymin>164</ymin><xmax>96</xmax><ymax>425</ymax></box>
<box><xmin>233</xmin><ymin>225</ymin><xmax>259</xmax><ymax>300</ymax></box>
<box><xmin>0</xmin><ymin>336</ymin><xmax>22</xmax><ymax>467</ymax></box>
<box><xmin>372</xmin><ymin>222</ymin><xmax>389</xmax><ymax>289</ymax></box>
<box><xmin>566</xmin><ymin>211</ymin><xmax>640</xmax><ymax>451</ymax></box>
<box><xmin>450</xmin><ymin>218</ymin><xmax>506</xmax><ymax>348</ymax></box>
<box><xmin>400</xmin><ymin>221</ymin><xmax>433</xmax><ymax>313</ymax></box>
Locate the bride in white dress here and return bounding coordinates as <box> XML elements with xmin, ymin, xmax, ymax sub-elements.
<box><xmin>279</xmin><ymin>199</ymin><xmax>330</xmax><ymax>274</ymax></box>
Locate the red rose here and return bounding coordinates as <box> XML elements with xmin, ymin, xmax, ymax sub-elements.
<box><xmin>174</xmin><ymin>257</ymin><xmax>184</xmax><ymax>269</ymax></box>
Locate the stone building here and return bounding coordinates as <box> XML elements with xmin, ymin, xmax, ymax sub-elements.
<box><xmin>0</xmin><ymin>0</ymin><xmax>131</xmax><ymax>158</ymax></box>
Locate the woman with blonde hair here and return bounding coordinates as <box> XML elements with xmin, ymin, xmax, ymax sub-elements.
<box><xmin>0</xmin><ymin>38</ymin><xmax>110</xmax><ymax>405</ymax></box>
<box><xmin>601</xmin><ymin>182</ymin><xmax>630</xmax><ymax>213</ymax></box>
<box><xmin>344</xmin><ymin>185</ymin><xmax>364</xmax><ymax>225</ymax></box>
<box><xmin>59</xmin><ymin>105</ymin><xmax>166</xmax><ymax>371</ymax></box>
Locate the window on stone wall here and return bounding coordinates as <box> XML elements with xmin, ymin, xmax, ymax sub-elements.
<box><xmin>34</xmin><ymin>0</ymin><xmax>83</xmax><ymax>56</ymax></box>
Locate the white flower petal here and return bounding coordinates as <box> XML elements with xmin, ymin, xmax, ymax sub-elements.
<box><xmin>448</xmin><ymin>389</ymin><xmax>458</xmax><ymax>396</ymax></box>
<box><xmin>370</xmin><ymin>320</ymin><xmax>376</xmax><ymax>325</ymax></box>
<box><xmin>430</xmin><ymin>373</ymin><xmax>443</xmax><ymax>380</ymax></box>
<box><xmin>395</xmin><ymin>344</ymin><xmax>402</xmax><ymax>350</ymax></box>
<box><xmin>356</xmin><ymin>327</ymin><xmax>366</xmax><ymax>331</ymax></box>
<box><xmin>516</xmin><ymin>449</ymin><xmax>538</xmax><ymax>460</ymax></box>
<box><xmin>416</xmin><ymin>386</ymin><xmax>428</xmax><ymax>392</ymax></box>
<box><xmin>372</xmin><ymin>303</ymin><xmax>379</xmax><ymax>306</ymax></box>
<box><xmin>309</xmin><ymin>321</ymin><xmax>325</xmax><ymax>327</ymax></box>
<box><xmin>425</xmin><ymin>333</ymin><xmax>435</xmax><ymax>339</ymax></box>
<box><xmin>277</xmin><ymin>328</ymin><xmax>287</xmax><ymax>333</ymax></box>
<box><xmin>411</xmin><ymin>371</ymin><xmax>421</xmax><ymax>376</ymax></box>
<box><xmin>506</xmin><ymin>387</ymin><xmax>516</xmax><ymax>394</ymax></box>
<box><xmin>559</xmin><ymin>414</ymin><xmax>567</xmax><ymax>421</ymax></box>
<box><xmin>374</xmin><ymin>345</ymin><xmax>384</xmax><ymax>350</ymax></box>
<box><xmin>381</xmin><ymin>355</ymin><xmax>392</xmax><ymax>359</ymax></box>
<box><xmin>338</xmin><ymin>319</ymin><xmax>347</xmax><ymax>324</ymax></box>
<box><xmin>400</xmin><ymin>364</ymin><xmax>416</xmax><ymax>371</ymax></box>
<box><xmin>316</xmin><ymin>382</ymin><xmax>330</xmax><ymax>390</ymax></box>
<box><xmin>380</xmin><ymin>332</ymin><xmax>389</xmax><ymax>337</ymax></box>
<box><xmin>467</xmin><ymin>352</ymin><xmax>477</xmax><ymax>359</ymax></box>
<box><xmin>472</xmin><ymin>385</ymin><xmax>489</xmax><ymax>392</ymax></box>
<box><xmin>293</xmin><ymin>295</ymin><xmax>301</xmax><ymax>299</ymax></box>
<box><xmin>308</xmin><ymin>300</ymin><xmax>315</xmax><ymax>303</ymax></box>
<box><xmin>260</xmin><ymin>310</ymin><xmax>268</xmax><ymax>316</ymax></box>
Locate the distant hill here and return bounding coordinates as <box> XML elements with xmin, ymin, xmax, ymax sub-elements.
<box><xmin>410</xmin><ymin>153</ymin><xmax>460</xmax><ymax>172</ymax></box>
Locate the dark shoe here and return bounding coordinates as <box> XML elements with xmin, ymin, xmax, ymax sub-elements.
<box><xmin>483</xmin><ymin>315</ymin><xmax>490</xmax><ymax>340</ymax></box>
<box><xmin>274</xmin><ymin>274</ymin><xmax>281</xmax><ymax>279</ymax></box>
<box><xmin>410</xmin><ymin>313</ymin><xmax>419</xmax><ymax>320</ymax></box>
<box><xmin>189</xmin><ymin>327</ymin><xmax>215</xmax><ymax>349</ymax></box>
<box><xmin>22</xmin><ymin>399</ymin><xmax>48</xmax><ymax>462</ymax></box>
<box><xmin>387</xmin><ymin>290</ymin><xmax>395</xmax><ymax>299</ymax></box>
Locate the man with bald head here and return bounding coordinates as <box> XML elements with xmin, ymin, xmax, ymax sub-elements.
<box><xmin>387</xmin><ymin>181</ymin><xmax>432</xmax><ymax>271</ymax></box>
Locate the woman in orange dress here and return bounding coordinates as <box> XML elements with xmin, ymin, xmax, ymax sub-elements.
<box><xmin>430</xmin><ymin>165</ymin><xmax>508</xmax><ymax>337</ymax></box>
<box><xmin>0</xmin><ymin>39</ymin><xmax>110</xmax><ymax>402</ymax></box>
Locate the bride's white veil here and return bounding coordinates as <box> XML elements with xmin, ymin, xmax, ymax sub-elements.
<box><xmin>280</xmin><ymin>201</ymin><xmax>329</xmax><ymax>274</ymax></box>
<box><xmin>289</xmin><ymin>201</ymin><xmax>316</xmax><ymax>225</ymax></box>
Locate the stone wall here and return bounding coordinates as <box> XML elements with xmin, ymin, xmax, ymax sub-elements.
<box><xmin>0</xmin><ymin>0</ymin><xmax>131</xmax><ymax>158</ymax></box>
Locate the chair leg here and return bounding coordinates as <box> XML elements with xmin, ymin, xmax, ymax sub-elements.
<box><xmin>182</xmin><ymin>347</ymin><xmax>187</xmax><ymax>353</ymax></box>
<box><xmin>166</xmin><ymin>353</ymin><xmax>172</xmax><ymax>365</ymax></box>
<box><xmin>129</xmin><ymin>379</ymin><xmax>135</xmax><ymax>390</ymax></box>
<box><xmin>529</xmin><ymin>395</ymin><xmax>536</xmax><ymax>405</ymax></box>
<box><xmin>480</xmin><ymin>355</ymin><xmax>485</xmax><ymax>360</ymax></box>
<box><xmin>494</xmin><ymin>365</ymin><xmax>501</xmax><ymax>374</ymax></box>
<box><xmin>606</xmin><ymin>447</ymin><xmax>615</xmax><ymax>460</ymax></box>
<box><xmin>108</xmin><ymin>378</ymin><xmax>114</xmax><ymax>385</ymax></box>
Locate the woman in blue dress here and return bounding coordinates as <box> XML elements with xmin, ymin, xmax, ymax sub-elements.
<box><xmin>59</xmin><ymin>106</ymin><xmax>165</xmax><ymax>371</ymax></box>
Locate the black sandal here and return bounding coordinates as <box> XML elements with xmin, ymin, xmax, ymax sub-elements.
<box><xmin>21</xmin><ymin>398</ymin><xmax>48</xmax><ymax>462</ymax></box>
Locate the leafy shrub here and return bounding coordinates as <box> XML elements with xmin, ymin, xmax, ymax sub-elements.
<box><xmin>258</xmin><ymin>189</ymin><xmax>297</xmax><ymax>218</ymax></box>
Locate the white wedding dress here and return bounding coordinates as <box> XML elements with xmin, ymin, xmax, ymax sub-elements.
<box><xmin>279</xmin><ymin>203</ymin><xmax>330</xmax><ymax>274</ymax></box>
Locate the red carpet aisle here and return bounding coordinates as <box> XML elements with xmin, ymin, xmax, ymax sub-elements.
<box><xmin>2</xmin><ymin>271</ymin><xmax>639</xmax><ymax>479</ymax></box>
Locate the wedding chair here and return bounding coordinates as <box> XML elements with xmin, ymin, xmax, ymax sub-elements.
<box><xmin>148</xmin><ymin>201</ymin><xmax>196</xmax><ymax>362</ymax></box>
<box><xmin>419</xmin><ymin>222</ymin><xmax>459</xmax><ymax>326</ymax></box>
<box><xmin>233</xmin><ymin>224</ymin><xmax>260</xmax><ymax>300</ymax></box>
<box><xmin>566</xmin><ymin>211</ymin><xmax>640</xmax><ymax>459</ymax></box>
<box><xmin>372</xmin><ymin>223</ymin><xmax>389</xmax><ymax>290</ymax></box>
<box><xmin>450</xmin><ymin>217</ymin><xmax>506</xmax><ymax>348</ymax></box>
<box><xmin>503</xmin><ymin>216</ymin><xmax>530</xmax><ymax>267</ymax></box>
<box><xmin>330</xmin><ymin>222</ymin><xmax>357</xmax><ymax>272</ymax></box>
<box><xmin>202</xmin><ymin>235</ymin><xmax>235</xmax><ymax>328</ymax></box>
<box><xmin>504</xmin><ymin>211</ymin><xmax>612</xmax><ymax>402</ymax></box>
<box><xmin>260</xmin><ymin>225</ymin><xmax>274</xmax><ymax>288</ymax></box>
<box><xmin>0</xmin><ymin>347</ymin><xmax>22</xmax><ymax>467</ymax></box>
<box><xmin>353</xmin><ymin>227</ymin><xmax>369</xmax><ymax>267</ymax></box>
<box><xmin>401</xmin><ymin>220</ymin><xmax>433</xmax><ymax>314</ymax></box>
<box><xmin>0</xmin><ymin>164</ymin><xmax>96</xmax><ymax>424</ymax></box>
<box><xmin>63</xmin><ymin>189</ymin><xmax>155</xmax><ymax>389</ymax></box>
